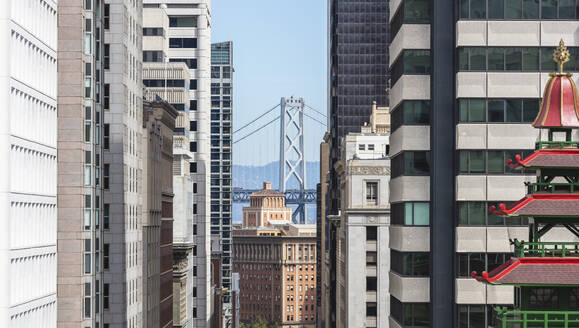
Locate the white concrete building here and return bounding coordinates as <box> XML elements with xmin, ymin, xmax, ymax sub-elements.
<box><xmin>102</xmin><ymin>0</ymin><xmax>144</xmax><ymax>327</ymax></box>
<box><xmin>143</xmin><ymin>1</ymin><xmax>212</xmax><ymax>326</ymax></box>
<box><xmin>389</xmin><ymin>1</ymin><xmax>579</xmax><ymax>326</ymax></box>
<box><xmin>335</xmin><ymin>126</ymin><xmax>390</xmax><ymax>328</ymax></box>
<box><xmin>0</xmin><ymin>1</ymin><xmax>58</xmax><ymax>327</ymax></box>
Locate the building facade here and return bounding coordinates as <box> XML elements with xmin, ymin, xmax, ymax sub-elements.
<box><xmin>233</xmin><ymin>225</ymin><xmax>317</xmax><ymax>327</ymax></box>
<box><xmin>210</xmin><ymin>40</ymin><xmax>234</xmax><ymax>327</ymax></box>
<box><xmin>143</xmin><ymin>1</ymin><xmax>212</xmax><ymax>326</ymax></box>
<box><xmin>0</xmin><ymin>0</ymin><xmax>57</xmax><ymax>326</ymax></box>
<box><xmin>55</xmin><ymin>1</ymin><xmax>107</xmax><ymax>327</ymax></box>
<box><xmin>389</xmin><ymin>1</ymin><xmax>579</xmax><ymax>327</ymax></box>
<box><xmin>141</xmin><ymin>100</ymin><xmax>178</xmax><ymax>328</ymax></box>
<box><xmin>325</xmin><ymin>2</ymin><xmax>390</xmax><ymax>325</ymax></box>
<box><xmin>234</xmin><ymin>184</ymin><xmax>316</xmax><ymax>327</ymax></box>
<box><xmin>141</xmin><ymin>7</ymin><xmax>197</xmax><ymax>326</ymax></box>
<box><xmin>334</xmin><ymin>125</ymin><xmax>390</xmax><ymax>328</ymax></box>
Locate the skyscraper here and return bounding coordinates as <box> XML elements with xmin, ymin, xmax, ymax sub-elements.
<box><xmin>323</xmin><ymin>1</ymin><xmax>390</xmax><ymax>326</ymax></box>
<box><xmin>389</xmin><ymin>1</ymin><xmax>579</xmax><ymax>327</ymax></box>
<box><xmin>143</xmin><ymin>1</ymin><xmax>212</xmax><ymax>325</ymax></box>
<box><xmin>0</xmin><ymin>0</ymin><xmax>57</xmax><ymax>326</ymax></box>
<box><xmin>210</xmin><ymin>40</ymin><xmax>234</xmax><ymax>327</ymax></box>
<box><xmin>55</xmin><ymin>1</ymin><xmax>106</xmax><ymax>327</ymax></box>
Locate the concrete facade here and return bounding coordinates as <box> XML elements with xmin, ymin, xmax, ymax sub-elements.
<box><xmin>102</xmin><ymin>0</ymin><xmax>144</xmax><ymax>327</ymax></box>
<box><xmin>143</xmin><ymin>1</ymin><xmax>212</xmax><ymax>326</ymax></box>
<box><xmin>0</xmin><ymin>0</ymin><xmax>57</xmax><ymax>326</ymax></box>
<box><xmin>334</xmin><ymin>128</ymin><xmax>391</xmax><ymax>328</ymax></box>
<box><xmin>388</xmin><ymin>1</ymin><xmax>579</xmax><ymax>326</ymax></box>
<box><xmin>141</xmin><ymin>101</ymin><xmax>178</xmax><ymax>328</ymax></box>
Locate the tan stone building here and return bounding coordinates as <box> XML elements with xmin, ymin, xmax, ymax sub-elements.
<box><xmin>242</xmin><ymin>182</ymin><xmax>292</xmax><ymax>228</ymax></box>
<box><xmin>234</xmin><ymin>183</ymin><xmax>317</xmax><ymax>327</ymax></box>
<box><xmin>141</xmin><ymin>100</ymin><xmax>178</xmax><ymax>328</ymax></box>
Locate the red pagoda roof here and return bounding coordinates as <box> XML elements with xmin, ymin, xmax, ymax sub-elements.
<box><xmin>507</xmin><ymin>149</ymin><xmax>579</xmax><ymax>169</ymax></box>
<box><xmin>489</xmin><ymin>194</ymin><xmax>579</xmax><ymax>217</ymax></box>
<box><xmin>532</xmin><ymin>40</ymin><xmax>579</xmax><ymax>128</ymax></box>
<box><xmin>471</xmin><ymin>257</ymin><xmax>579</xmax><ymax>285</ymax></box>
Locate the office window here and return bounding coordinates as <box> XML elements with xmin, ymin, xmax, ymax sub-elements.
<box><xmin>103</xmin><ymin>164</ymin><xmax>109</xmax><ymax>189</ymax></box>
<box><xmin>103</xmin><ymin>4</ymin><xmax>109</xmax><ymax>29</ymax></box>
<box><xmin>392</xmin><ymin>151</ymin><xmax>430</xmax><ymax>178</ymax></box>
<box><xmin>459</xmin><ymin>150</ymin><xmax>535</xmax><ymax>174</ymax></box>
<box><xmin>142</xmin><ymin>28</ymin><xmax>163</xmax><ymax>36</ymax></box>
<box><xmin>84</xmin><ymin>283</ymin><xmax>91</xmax><ymax>318</ymax></box>
<box><xmin>458</xmin><ymin>201</ymin><xmax>528</xmax><ymax>226</ymax></box>
<box><xmin>391</xmin><ymin>101</ymin><xmax>430</xmax><ymax>132</ymax></box>
<box><xmin>103</xmin><ymin>244</ymin><xmax>109</xmax><ymax>270</ymax></box>
<box><xmin>104</xmin><ymin>44</ymin><xmax>110</xmax><ymax>69</ymax></box>
<box><xmin>391</xmin><ymin>296</ymin><xmax>430</xmax><ymax>327</ymax></box>
<box><xmin>392</xmin><ymin>202</ymin><xmax>430</xmax><ymax>225</ymax></box>
<box><xmin>169</xmin><ymin>58</ymin><xmax>197</xmax><ymax>69</ymax></box>
<box><xmin>366</xmin><ymin>302</ymin><xmax>377</xmax><ymax>317</ymax></box>
<box><xmin>211</xmin><ymin>66</ymin><xmax>220</xmax><ymax>78</ymax></box>
<box><xmin>391</xmin><ymin>250</ymin><xmax>430</xmax><ymax>276</ymax></box>
<box><xmin>169</xmin><ymin>16</ymin><xmax>197</xmax><ymax>27</ymax></box>
<box><xmin>391</xmin><ymin>50</ymin><xmax>431</xmax><ymax>84</ymax></box>
<box><xmin>366</xmin><ymin>226</ymin><xmax>377</xmax><ymax>241</ymax></box>
<box><xmin>390</xmin><ymin>0</ymin><xmax>430</xmax><ymax>39</ymax></box>
<box><xmin>458</xmin><ymin>305</ymin><xmax>494</xmax><ymax>328</ymax></box>
<box><xmin>169</xmin><ymin>38</ymin><xmax>197</xmax><ymax>48</ymax></box>
<box><xmin>143</xmin><ymin>50</ymin><xmax>163</xmax><ymax>62</ymax></box>
<box><xmin>193</xmin><ymin>266</ymin><xmax>197</xmax><ymax>276</ymax></box>
<box><xmin>190</xmin><ymin>142</ymin><xmax>197</xmax><ymax>152</ymax></box>
<box><xmin>365</xmin><ymin>181</ymin><xmax>378</xmax><ymax>205</ymax></box>
<box><xmin>190</xmin><ymin>100</ymin><xmax>197</xmax><ymax>111</ymax></box>
<box><xmin>103</xmin><ymin>283</ymin><xmax>109</xmax><ymax>309</ymax></box>
<box><xmin>190</xmin><ymin>121</ymin><xmax>197</xmax><ymax>132</ymax></box>
<box><xmin>103</xmin><ymin>84</ymin><xmax>110</xmax><ymax>109</ymax></box>
<box><xmin>457</xmin><ymin>253</ymin><xmax>511</xmax><ymax>277</ymax></box>
<box><xmin>459</xmin><ymin>98</ymin><xmax>540</xmax><ymax>123</ymax></box>
<box><xmin>359</xmin><ymin>144</ymin><xmax>365</xmax><ymax>151</ymax></box>
<box><xmin>366</xmin><ymin>277</ymin><xmax>377</xmax><ymax>291</ymax></box>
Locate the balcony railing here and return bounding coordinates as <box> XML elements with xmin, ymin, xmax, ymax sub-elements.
<box><xmin>536</xmin><ymin>140</ymin><xmax>579</xmax><ymax>149</ymax></box>
<box><xmin>514</xmin><ymin>241</ymin><xmax>579</xmax><ymax>258</ymax></box>
<box><xmin>495</xmin><ymin>307</ymin><xmax>579</xmax><ymax>328</ymax></box>
<box><xmin>527</xmin><ymin>182</ymin><xmax>579</xmax><ymax>194</ymax></box>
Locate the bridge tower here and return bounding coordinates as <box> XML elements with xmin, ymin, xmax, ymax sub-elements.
<box><xmin>279</xmin><ymin>97</ymin><xmax>307</xmax><ymax>223</ymax></box>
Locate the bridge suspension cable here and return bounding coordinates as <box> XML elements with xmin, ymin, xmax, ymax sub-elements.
<box><xmin>304</xmin><ymin>112</ymin><xmax>326</xmax><ymax>126</ymax></box>
<box><xmin>233</xmin><ymin>103</ymin><xmax>280</xmax><ymax>134</ymax></box>
<box><xmin>304</xmin><ymin>104</ymin><xmax>327</xmax><ymax>118</ymax></box>
<box><xmin>233</xmin><ymin>115</ymin><xmax>280</xmax><ymax>145</ymax></box>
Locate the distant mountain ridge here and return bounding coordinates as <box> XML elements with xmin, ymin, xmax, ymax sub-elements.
<box><xmin>233</xmin><ymin>161</ymin><xmax>320</xmax><ymax>190</ymax></box>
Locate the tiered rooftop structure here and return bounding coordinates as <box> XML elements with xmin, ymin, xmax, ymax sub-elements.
<box><xmin>472</xmin><ymin>40</ymin><xmax>579</xmax><ymax>327</ymax></box>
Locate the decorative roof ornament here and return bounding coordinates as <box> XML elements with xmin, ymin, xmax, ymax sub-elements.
<box><xmin>531</xmin><ymin>39</ymin><xmax>579</xmax><ymax>128</ymax></box>
<box><xmin>553</xmin><ymin>38</ymin><xmax>570</xmax><ymax>75</ymax></box>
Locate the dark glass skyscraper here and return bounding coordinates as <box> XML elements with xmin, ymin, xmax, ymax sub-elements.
<box><xmin>321</xmin><ymin>1</ymin><xmax>390</xmax><ymax>327</ymax></box>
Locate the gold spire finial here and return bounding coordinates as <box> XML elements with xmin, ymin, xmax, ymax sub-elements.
<box><xmin>553</xmin><ymin>38</ymin><xmax>570</xmax><ymax>74</ymax></box>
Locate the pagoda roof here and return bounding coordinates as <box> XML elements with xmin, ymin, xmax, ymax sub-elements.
<box><xmin>489</xmin><ymin>194</ymin><xmax>579</xmax><ymax>217</ymax></box>
<box><xmin>531</xmin><ymin>40</ymin><xmax>579</xmax><ymax>128</ymax></box>
<box><xmin>507</xmin><ymin>149</ymin><xmax>579</xmax><ymax>169</ymax></box>
<box><xmin>471</xmin><ymin>257</ymin><xmax>579</xmax><ymax>286</ymax></box>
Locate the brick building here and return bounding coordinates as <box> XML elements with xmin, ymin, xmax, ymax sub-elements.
<box><xmin>234</xmin><ymin>183</ymin><xmax>316</xmax><ymax>327</ymax></box>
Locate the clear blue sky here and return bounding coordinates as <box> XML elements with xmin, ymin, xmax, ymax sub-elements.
<box><xmin>211</xmin><ymin>0</ymin><xmax>327</xmax><ymax>167</ymax></box>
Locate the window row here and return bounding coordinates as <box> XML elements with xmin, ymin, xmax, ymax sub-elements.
<box><xmin>170</xmin><ymin>58</ymin><xmax>197</xmax><ymax>69</ymax></box>
<box><xmin>169</xmin><ymin>38</ymin><xmax>197</xmax><ymax>49</ymax></box>
<box><xmin>459</xmin><ymin>98</ymin><xmax>540</xmax><ymax>123</ymax></box>
<box><xmin>390</xmin><ymin>0</ymin><xmax>430</xmax><ymax>41</ymax></box>
<box><xmin>391</xmin><ymin>296</ymin><xmax>430</xmax><ymax>327</ymax></box>
<box><xmin>391</xmin><ymin>250</ymin><xmax>430</xmax><ymax>276</ymax></box>
<box><xmin>458</xmin><ymin>201</ymin><xmax>529</xmax><ymax>226</ymax></box>
<box><xmin>391</xmin><ymin>100</ymin><xmax>430</xmax><ymax>132</ymax></box>
<box><xmin>457</xmin><ymin>252</ymin><xmax>511</xmax><ymax>277</ymax></box>
<box><xmin>392</xmin><ymin>202</ymin><xmax>430</xmax><ymax>226</ymax></box>
<box><xmin>460</xmin><ymin>0</ymin><xmax>579</xmax><ymax>20</ymax></box>
<box><xmin>391</xmin><ymin>49</ymin><xmax>431</xmax><ymax>85</ymax></box>
<box><xmin>459</xmin><ymin>149</ymin><xmax>534</xmax><ymax>174</ymax></box>
<box><xmin>459</xmin><ymin>47</ymin><xmax>579</xmax><ymax>72</ymax></box>
<box><xmin>391</xmin><ymin>151</ymin><xmax>430</xmax><ymax>178</ymax></box>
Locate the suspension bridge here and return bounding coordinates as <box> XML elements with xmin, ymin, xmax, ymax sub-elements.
<box><xmin>232</xmin><ymin>97</ymin><xmax>326</xmax><ymax>223</ymax></box>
